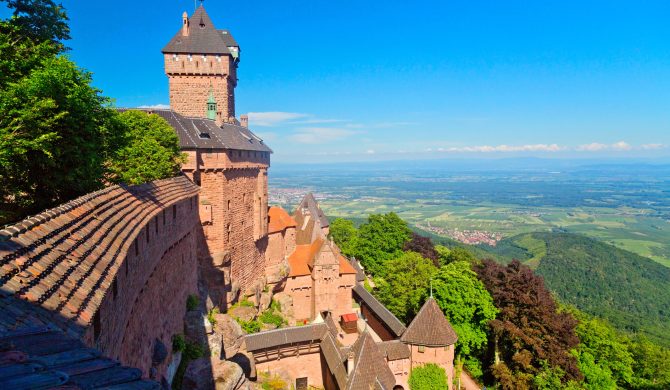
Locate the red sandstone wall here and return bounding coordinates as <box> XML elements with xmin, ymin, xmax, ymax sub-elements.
<box><xmin>83</xmin><ymin>195</ymin><xmax>199</xmax><ymax>379</ymax></box>
<box><xmin>387</xmin><ymin>358</ymin><xmax>410</xmax><ymax>389</ymax></box>
<box><xmin>164</xmin><ymin>54</ymin><xmax>237</xmax><ymax>120</ymax></box>
<box><xmin>254</xmin><ymin>347</ymin><xmax>324</xmax><ymax>388</ymax></box>
<box><xmin>335</xmin><ymin>274</ymin><xmax>356</xmax><ymax>318</ymax></box>
<box><xmin>360</xmin><ymin>304</ymin><xmax>396</xmax><ymax>342</ymax></box>
<box><xmin>266</xmin><ymin>231</ymin><xmax>285</xmax><ymax>280</ymax></box>
<box><xmin>285</xmin><ymin>275</ymin><xmax>312</xmax><ymax>322</ymax></box>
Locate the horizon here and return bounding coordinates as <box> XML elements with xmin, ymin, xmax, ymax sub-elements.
<box><xmin>2</xmin><ymin>0</ymin><xmax>669</xmax><ymax>163</ymax></box>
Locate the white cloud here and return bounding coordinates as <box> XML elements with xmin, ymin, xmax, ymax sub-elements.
<box><xmin>366</xmin><ymin>149</ymin><xmax>376</xmax><ymax>154</ymax></box>
<box><xmin>290</xmin><ymin>127</ymin><xmax>356</xmax><ymax>144</ymax></box>
<box><xmin>641</xmin><ymin>143</ymin><xmax>665</xmax><ymax>150</ymax></box>
<box><xmin>138</xmin><ymin>104</ymin><xmax>170</xmax><ymax>109</ymax></box>
<box><xmin>443</xmin><ymin>144</ymin><xmax>564</xmax><ymax>153</ymax></box>
<box><xmin>576</xmin><ymin>143</ymin><xmax>608</xmax><ymax>151</ymax></box>
<box><xmin>612</xmin><ymin>141</ymin><xmax>632</xmax><ymax>151</ymax></box>
<box><xmin>247</xmin><ymin>112</ymin><xmax>308</xmax><ymax>127</ymax></box>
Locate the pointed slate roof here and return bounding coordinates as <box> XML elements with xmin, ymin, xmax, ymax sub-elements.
<box><xmin>296</xmin><ymin>193</ymin><xmax>329</xmax><ymax>229</ymax></box>
<box><xmin>162</xmin><ymin>6</ymin><xmax>235</xmax><ymax>55</ymax></box>
<box><xmin>346</xmin><ymin>331</ymin><xmax>396</xmax><ymax>390</ymax></box>
<box><xmin>400</xmin><ymin>297</ymin><xmax>458</xmax><ymax>347</ymax></box>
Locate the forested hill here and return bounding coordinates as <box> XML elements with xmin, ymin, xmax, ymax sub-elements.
<box><xmin>486</xmin><ymin>232</ymin><xmax>670</xmax><ymax>346</ymax></box>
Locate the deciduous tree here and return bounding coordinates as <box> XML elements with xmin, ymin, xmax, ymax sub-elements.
<box><xmin>409</xmin><ymin>363</ymin><xmax>448</xmax><ymax>390</ymax></box>
<box><xmin>404</xmin><ymin>232</ymin><xmax>439</xmax><ymax>265</ymax></box>
<box><xmin>328</xmin><ymin>218</ymin><xmax>358</xmax><ymax>257</ymax></box>
<box><xmin>353</xmin><ymin>212</ymin><xmax>411</xmax><ymax>276</ymax></box>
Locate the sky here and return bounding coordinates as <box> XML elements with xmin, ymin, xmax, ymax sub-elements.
<box><xmin>3</xmin><ymin>1</ymin><xmax>670</xmax><ymax>163</ymax></box>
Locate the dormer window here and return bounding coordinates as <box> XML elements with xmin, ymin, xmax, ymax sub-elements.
<box><xmin>216</xmin><ymin>55</ymin><xmax>221</xmax><ymax>63</ymax></box>
<box><xmin>202</xmin><ymin>55</ymin><xmax>207</xmax><ymax>62</ymax></box>
<box><xmin>173</xmin><ymin>54</ymin><xmax>178</xmax><ymax>61</ymax></box>
<box><xmin>188</xmin><ymin>54</ymin><xmax>192</xmax><ymax>62</ymax></box>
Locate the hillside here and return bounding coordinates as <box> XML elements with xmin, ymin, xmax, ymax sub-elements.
<box><xmin>484</xmin><ymin>232</ymin><xmax>670</xmax><ymax>346</ymax></box>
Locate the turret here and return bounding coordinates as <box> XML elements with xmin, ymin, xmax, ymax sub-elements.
<box><xmin>182</xmin><ymin>11</ymin><xmax>189</xmax><ymax>36</ymax></box>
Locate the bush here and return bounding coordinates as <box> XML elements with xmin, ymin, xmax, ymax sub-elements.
<box><xmin>409</xmin><ymin>364</ymin><xmax>448</xmax><ymax>390</ymax></box>
<box><xmin>186</xmin><ymin>294</ymin><xmax>199</xmax><ymax>311</ymax></box>
<box><xmin>207</xmin><ymin>307</ymin><xmax>220</xmax><ymax>327</ymax></box>
<box><xmin>259</xmin><ymin>310</ymin><xmax>284</xmax><ymax>327</ymax></box>
<box><xmin>172</xmin><ymin>334</ymin><xmax>186</xmax><ymax>352</ymax></box>
<box><xmin>237</xmin><ymin>319</ymin><xmax>261</xmax><ymax>334</ymax></box>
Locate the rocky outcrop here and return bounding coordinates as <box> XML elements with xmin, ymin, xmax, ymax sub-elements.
<box><xmin>182</xmin><ymin>357</ymin><xmax>251</xmax><ymax>390</ymax></box>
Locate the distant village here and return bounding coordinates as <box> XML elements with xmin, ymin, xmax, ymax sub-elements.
<box><xmin>416</xmin><ymin>223</ymin><xmax>503</xmax><ymax>246</ymax></box>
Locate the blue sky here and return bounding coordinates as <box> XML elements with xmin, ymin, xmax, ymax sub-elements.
<box><xmin>3</xmin><ymin>1</ymin><xmax>670</xmax><ymax>162</ymax></box>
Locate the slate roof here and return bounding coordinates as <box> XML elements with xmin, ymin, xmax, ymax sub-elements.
<box><xmin>162</xmin><ymin>6</ymin><xmax>237</xmax><ymax>55</ymax></box>
<box><xmin>376</xmin><ymin>340</ymin><xmax>411</xmax><ymax>361</ymax></box>
<box><xmin>346</xmin><ymin>332</ymin><xmax>396</xmax><ymax>390</ymax></box>
<box><xmin>350</xmin><ymin>258</ymin><xmax>366</xmax><ymax>283</ymax></box>
<box><xmin>118</xmin><ymin>109</ymin><xmax>272</xmax><ymax>153</ymax></box>
<box><xmin>0</xmin><ymin>323</ymin><xmax>158</xmax><ymax>390</ymax></box>
<box><xmin>319</xmin><ymin>333</ymin><xmax>347</xmax><ymax>389</ymax></box>
<box><xmin>296</xmin><ymin>193</ymin><xmax>329</xmax><ymax>229</ymax></box>
<box><xmin>0</xmin><ymin>176</ymin><xmax>199</xmax><ymax>336</ymax></box>
<box><xmin>244</xmin><ymin>323</ymin><xmax>328</xmax><ymax>352</ymax></box>
<box><xmin>352</xmin><ymin>285</ymin><xmax>406</xmax><ymax>337</ymax></box>
<box><xmin>400</xmin><ymin>297</ymin><xmax>458</xmax><ymax>347</ymax></box>
<box><xmin>268</xmin><ymin>206</ymin><xmax>296</xmax><ymax>234</ymax></box>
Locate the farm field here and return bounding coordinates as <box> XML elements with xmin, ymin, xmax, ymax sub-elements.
<box><xmin>269</xmin><ymin>160</ymin><xmax>670</xmax><ymax>267</ymax></box>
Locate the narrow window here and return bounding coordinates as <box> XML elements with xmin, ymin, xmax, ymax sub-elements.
<box><xmin>125</xmin><ymin>259</ymin><xmax>129</xmax><ymax>276</ymax></box>
<box><xmin>163</xmin><ymin>210</ymin><xmax>166</xmax><ymax>225</ymax></box>
<box><xmin>155</xmin><ymin>217</ymin><xmax>159</xmax><ymax>234</ymax></box>
<box><xmin>173</xmin><ymin>205</ymin><xmax>177</xmax><ymax>220</ymax></box>
<box><xmin>134</xmin><ymin>238</ymin><xmax>139</xmax><ymax>256</ymax></box>
<box><xmin>146</xmin><ymin>227</ymin><xmax>150</xmax><ymax>243</ymax></box>
<box><xmin>93</xmin><ymin>311</ymin><xmax>101</xmax><ymax>342</ymax></box>
<box><xmin>112</xmin><ymin>278</ymin><xmax>118</xmax><ymax>299</ymax></box>
<box><xmin>227</xmin><ymin>200</ymin><xmax>231</xmax><ymax>210</ymax></box>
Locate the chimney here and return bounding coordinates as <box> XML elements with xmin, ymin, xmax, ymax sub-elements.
<box><xmin>182</xmin><ymin>12</ymin><xmax>189</xmax><ymax>36</ymax></box>
<box><xmin>215</xmin><ymin>111</ymin><xmax>223</xmax><ymax>127</ymax></box>
<box><xmin>346</xmin><ymin>351</ymin><xmax>355</xmax><ymax>376</ymax></box>
<box><xmin>240</xmin><ymin>114</ymin><xmax>249</xmax><ymax>128</ymax></box>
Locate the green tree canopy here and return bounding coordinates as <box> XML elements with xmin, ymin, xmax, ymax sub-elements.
<box><xmin>409</xmin><ymin>364</ymin><xmax>449</xmax><ymax>390</ymax></box>
<box><xmin>374</xmin><ymin>251</ymin><xmax>436</xmax><ymax>323</ymax></box>
<box><xmin>353</xmin><ymin>212</ymin><xmax>412</xmax><ymax>276</ymax></box>
<box><xmin>442</xmin><ymin>246</ymin><xmax>477</xmax><ymax>266</ymax></box>
<box><xmin>627</xmin><ymin>335</ymin><xmax>670</xmax><ymax>389</ymax></box>
<box><xmin>3</xmin><ymin>0</ymin><xmax>70</xmax><ymax>45</ymax></box>
<box><xmin>431</xmin><ymin>261</ymin><xmax>498</xmax><ymax>360</ymax></box>
<box><xmin>107</xmin><ymin>110</ymin><xmax>185</xmax><ymax>185</ymax></box>
<box><xmin>328</xmin><ymin>217</ymin><xmax>358</xmax><ymax>257</ymax></box>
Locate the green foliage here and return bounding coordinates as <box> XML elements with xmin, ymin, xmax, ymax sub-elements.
<box><xmin>0</xmin><ymin>55</ymin><xmax>115</xmax><ymax>218</ymax></box>
<box><xmin>3</xmin><ymin>0</ymin><xmax>70</xmax><ymax>45</ymax></box>
<box><xmin>186</xmin><ymin>294</ymin><xmax>199</xmax><ymax>311</ymax></box>
<box><xmin>259</xmin><ymin>373</ymin><xmax>288</xmax><ymax>390</ymax></box>
<box><xmin>442</xmin><ymin>246</ymin><xmax>477</xmax><ymax>266</ymax></box>
<box><xmin>173</xmin><ymin>340</ymin><xmax>205</xmax><ymax>390</ymax></box>
<box><xmin>172</xmin><ymin>334</ymin><xmax>186</xmax><ymax>352</ymax></box>
<box><xmin>431</xmin><ymin>261</ymin><xmax>498</xmax><ymax>359</ymax></box>
<box><xmin>353</xmin><ymin>212</ymin><xmax>412</xmax><ymax>276</ymax></box>
<box><xmin>329</xmin><ymin>217</ymin><xmax>358</xmax><ymax>257</ymax></box>
<box><xmin>408</xmin><ymin>363</ymin><xmax>448</xmax><ymax>390</ymax></box>
<box><xmin>435</xmin><ymin>244</ymin><xmax>451</xmax><ymax>265</ymax></box>
<box><xmin>237</xmin><ymin>298</ymin><xmax>255</xmax><ymax>308</ymax></box>
<box><xmin>107</xmin><ymin>110</ymin><xmax>185</xmax><ymax>185</ymax></box>
<box><xmin>259</xmin><ymin>301</ymin><xmax>285</xmax><ymax>328</ymax></box>
<box><xmin>373</xmin><ymin>252</ymin><xmax>437</xmax><ymax>323</ymax></box>
<box><xmin>627</xmin><ymin>335</ymin><xmax>670</xmax><ymax>389</ymax></box>
<box><xmin>530</xmin><ymin>232</ymin><xmax>670</xmax><ymax>346</ymax></box>
<box><xmin>237</xmin><ymin>318</ymin><xmax>262</xmax><ymax>334</ymax></box>
<box><xmin>207</xmin><ymin>307</ymin><xmax>219</xmax><ymax>327</ymax></box>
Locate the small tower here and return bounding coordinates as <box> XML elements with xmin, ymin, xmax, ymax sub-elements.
<box><xmin>206</xmin><ymin>88</ymin><xmax>217</xmax><ymax>120</ymax></box>
<box><xmin>163</xmin><ymin>5</ymin><xmax>240</xmax><ymax>122</ymax></box>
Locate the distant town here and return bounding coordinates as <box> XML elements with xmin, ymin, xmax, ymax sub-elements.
<box><xmin>416</xmin><ymin>223</ymin><xmax>503</xmax><ymax>246</ymax></box>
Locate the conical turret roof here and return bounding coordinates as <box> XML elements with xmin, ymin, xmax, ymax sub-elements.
<box><xmin>401</xmin><ymin>297</ymin><xmax>458</xmax><ymax>347</ymax></box>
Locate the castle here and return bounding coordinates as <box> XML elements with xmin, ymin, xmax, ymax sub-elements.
<box><xmin>0</xmin><ymin>6</ymin><xmax>456</xmax><ymax>390</ymax></box>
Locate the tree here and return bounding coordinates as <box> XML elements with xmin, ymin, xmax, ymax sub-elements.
<box><xmin>353</xmin><ymin>212</ymin><xmax>412</xmax><ymax>276</ymax></box>
<box><xmin>431</xmin><ymin>261</ymin><xmax>497</xmax><ymax>377</ymax></box>
<box><xmin>572</xmin><ymin>312</ymin><xmax>633</xmax><ymax>388</ymax></box>
<box><xmin>627</xmin><ymin>336</ymin><xmax>670</xmax><ymax>389</ymax></box>
<box><xmin>3</xmin><ymin>0</ymin><xmax>70</xmax><ymax>46</ymax></box>
<box><xmin>435</xmin><ymin>244</ymin><xmax>451</xmax><ymax>265</ymax></box>
<box><xmin>374</xmin><ymin>252</ymin><xmax>436</xmax><ymax>323</ymax></box>
<box><xmin>443</xmin><ymin>246</ymin><xmax>477</xmax><ymax>266</ymax></box>
<box><xmin>409</xmin><ymin>364</ymin><xmax>448</xmax><ymax>390</ymax></box>
<box><xmin>404</xmin><ymin>232</ymin><xmax>439</xmax><ymax>265</ymax></box>
<box><xmin>475</xmin><ymin>260</ymin><xmax>582</xmax><ymax>388</ymax></box>
<box><xmin>0</xmin><ymin>55</ymin><xmax>115</xmax><ymax>218</ymax></box>
<box><xmin>107</xmin><ymin>110</ymin><xmax>185</xmax><ymax>185</ymax></box>
<box><xmin>328</xmin><ymin>218</ymin><xmax>358</xmax><ymax>257</ymax></box>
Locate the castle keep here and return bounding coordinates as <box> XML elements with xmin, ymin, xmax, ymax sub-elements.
<box><xmin>0</xmin><ymin>6</ymin><xmax>457</xmax><ymax>390</ymax></box>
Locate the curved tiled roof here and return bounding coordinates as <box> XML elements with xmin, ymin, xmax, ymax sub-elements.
<box><xmin>352</xmin><ymin>285</ymin><xmax>406</xmax><ymax>337</ymax></box>
<box><xmin>268</xmin><ymin>206</ymin><xmax>296</xmax><ymax>234</ymax></box>
<box><xmin>0</xmin><ymin>176</ymin><xmax>199</xmax><ymax>336</ymax></box>
<box><xmin>0</xmin><ymin>323</ymin><xmax>158</xmax><ymax>389</ymax></box>
<box><xmin>400</xmin><ymin>297</ymin><xmax>458</xmax><ymax>347</ymax></box>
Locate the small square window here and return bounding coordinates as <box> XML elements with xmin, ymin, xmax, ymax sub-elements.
<box><xmin>418</xmin><ymin>345</ymin><xmax>425</xmax><ymax>353</ymax></box>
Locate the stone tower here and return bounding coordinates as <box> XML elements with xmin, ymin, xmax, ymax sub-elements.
<box><xmin>162</xmin><ymin>6</ymin><xmax>240</xmax><ymax>123</ymax></box>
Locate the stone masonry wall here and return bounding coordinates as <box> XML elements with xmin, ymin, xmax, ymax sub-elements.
<box><xmin>164</xmin><ymin>53</ymin><xmax>237</xmax><ymax>120</ymax></box>
<box><xmin>82</xmin><ymin>195</ymin><xmax>200</xmax><ymax>379</ymax></box>
<box><xmin>409</xmin><ymin>344</ymin><xmax>455</xmax><ymax>390</ymax></box>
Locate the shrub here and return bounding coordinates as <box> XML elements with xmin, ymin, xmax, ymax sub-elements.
<box><xmin>207</xmin><ymin>307</ymin><xmax>220</xmax><ymax>327</ymax></box>
<box><xmin>259</xmin><ymin>310</ymin><xmax>284</xmax><ymax>327</ymax></box>
<box><xmin>237</xmin><ymin>319</ymin><xmax>261</xmax><ymax>334</ymax></box>
<box><xmin>172</xmin><ymin>334</ymin><xmax>186</xmax><ymax>352</ymax></box>
<box><xmin>409</xmin><ymin>364</ymin><xmax>448</xmax><ymax>390</ymax></box>
<box><xmin>186</xmin><ymin>294</ymin><xmax>199</xmax><ymax>311</ymax></box>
